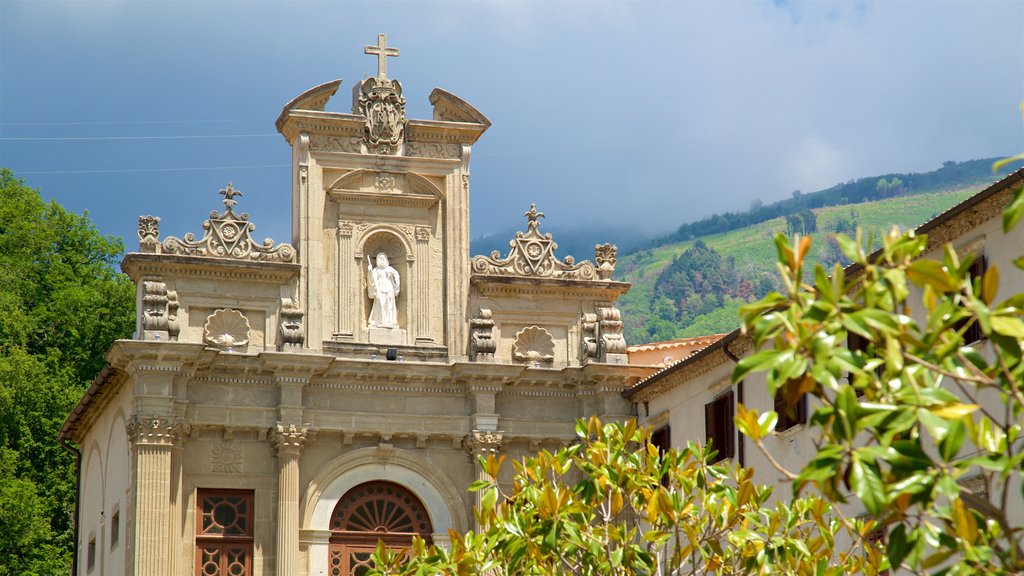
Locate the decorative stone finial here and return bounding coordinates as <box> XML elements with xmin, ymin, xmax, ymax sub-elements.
<box><xmin>219</xmin><ymin>182</ymin><xmax>243</xmax><ymax>208</ymax></box>
<box><xmin>364</xmin><ymin>33</ymin><xmax>399</xmax><ymax>79</ymax></box>
<box><xmin>524</xmin><ymin>204</ymin><xmax>545</xmax><ymax>230</ymax></box>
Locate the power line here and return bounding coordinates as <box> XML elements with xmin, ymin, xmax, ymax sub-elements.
<box><xmin>17</xmin><ymin>164</ymin><xmax>289</xmax><ymax>175</ymax></box>
<box><xmin>1</xmin><ymin>134</ymin><xmax>278</xmax><ymax>141</ymax></box>
<box><xmin>0</xmin><ymin>118</ymin><xmax>265</xmax><ymax>127</ymax></box>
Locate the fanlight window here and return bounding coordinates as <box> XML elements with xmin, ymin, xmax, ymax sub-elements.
<box><xmin>329</xmin><ymin>481</ymin><xmax>432</xmax><ymax>576</ymax></box>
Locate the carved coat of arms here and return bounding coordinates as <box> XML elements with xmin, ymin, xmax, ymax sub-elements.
<box><xmin>356</xmin><ymin>77</ymin><xmax>406</xmax><ymax>152</ymax></box>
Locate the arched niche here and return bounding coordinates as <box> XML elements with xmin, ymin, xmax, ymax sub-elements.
<box><xmin>357</xmin><ymin>228</ymin><xmax>412</xmax><ymax>333</ymax></box>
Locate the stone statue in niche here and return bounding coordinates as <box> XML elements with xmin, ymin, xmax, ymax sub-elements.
<box><xmin>367</xmin><ymin>253</ymin><xmax>401</xmax><ymax>328</ymax></box>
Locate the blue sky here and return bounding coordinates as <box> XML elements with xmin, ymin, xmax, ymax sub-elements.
<box><xmin>1</xmin><ymin>1</ymin><xmax>1022</xmax><ymax>252</ymax></box>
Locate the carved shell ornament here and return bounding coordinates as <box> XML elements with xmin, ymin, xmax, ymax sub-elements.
<box><xmin>204</xmin><ymin>309</ymin><xmax>251</xmax><ymax>348</ymax></box>
<box><xmin>512</xmin><ymin>325</ymin><xmax>556</xmax><ymax>362</ymax></box>
<box><xmin>471</xmin><ymin>204</ymin><xmax>600</xmax><ymax>280</ymax></box>
<box><xmin>157</xmin><ymin>183</ymin><xmax>296</xmax><ymax>263</ymax></box>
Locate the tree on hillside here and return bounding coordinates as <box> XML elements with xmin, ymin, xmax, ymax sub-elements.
<box><xmin>0</xmin><ymin>169</ymin><xmax>135</xmax><ymax>573</ymax></box>
<box><xmin>372</xmin><ymin>418</ymin><xmax>873</xmax><ymax>576</ymax></box>
<box><xmin>734</xmin><ymin>178</ymin><xmax>1024</xmax><ymax>573</ymax></box>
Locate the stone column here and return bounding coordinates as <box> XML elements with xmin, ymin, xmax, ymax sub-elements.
<box><xmin>336</xmin><ymin>220</ymin><xmax>355</xmax><ymax>339</ymax></box>
<box><xmin>414</xmin><ymin>225</ymin><xmax>432</xmax><ymax>343</ymax></box>
<box><xmin>465</xmin><ymin>430</ymin><xmax>503</xmax><ymax>530</ymax></box>
<box><xmin>272</xmin><ymin>423</ymin><xmax>308</xmax><ymax>576</ymax></box>
<box><xmin>126</xmin><ymin>416</ymin><xmax>188</xmax><ymax>576</ymax></box>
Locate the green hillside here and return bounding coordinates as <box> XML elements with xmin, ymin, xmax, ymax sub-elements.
<box><xmin>617</xmin><ymin>185</ymin><xmax>982</xmax><ymax>344</ymax></box>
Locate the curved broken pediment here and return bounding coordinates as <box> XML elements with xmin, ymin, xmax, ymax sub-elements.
<box><xmin>429</xmin><ymin>88</ymin><xmax>491</xmax><ymax>127</ymax></box>
<box><xmin>275</xmin><ymin>79</ymin><xmax>343</xmax><ymax>132</ymax></box>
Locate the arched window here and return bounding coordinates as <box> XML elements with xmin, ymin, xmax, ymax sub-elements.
<box><xmin>328</xmin><ymin>481</ymin><xmax>433</xmax><ymax>576</ymax></box>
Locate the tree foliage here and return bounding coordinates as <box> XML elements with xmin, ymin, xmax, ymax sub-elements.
<box><xmin>734</xmin><ymin>181</ymin><xmax>1024</xmax><ymax>574</ymax></box>
<box><xmin>0</xmin><ymin>169</ymin><xmax>135</xmax><ymax>572</ymax></box>
<box><xmin>373</xmin><ymin>418</ymin><xmax>875</xmax><ymax>576</ymax></box>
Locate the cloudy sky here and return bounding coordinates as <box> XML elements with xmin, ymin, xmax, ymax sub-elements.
<box><xmin>1</xmin><ymin>1</ymin><xmax>1022</xmax><ymax>251</ymax></box>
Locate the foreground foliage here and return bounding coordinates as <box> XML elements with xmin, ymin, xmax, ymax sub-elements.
<box><xmin>374</xmin><ymin>418</ymin><xmax>874</xmax><ymax>576</ymax></box>
<box><xmin>734</xmin><ymin>178</ymin><xmax>1024</xmax><ymax>574</ymax></box>
<box><xmin>0</xmin><ymin>169</ymin><xmax>135</xmax><ymax>574</ymax></box>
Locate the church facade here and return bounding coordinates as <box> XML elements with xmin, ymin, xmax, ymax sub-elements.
<box><xmin>59</xmin><ymin>35</ymin><xmax>654</xmax><ymax>576</ymax></box>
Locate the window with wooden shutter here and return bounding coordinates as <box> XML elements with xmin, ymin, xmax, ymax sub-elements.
<box><xmin>952</xmin><ymin>254</ymin><xmax>986</xmax><ymax>344</ymax></box>
<box><xmin>650</xmin><ymin>425</ymin><xmax>671</xmax><ymax>486</ymax></box>
<box><xmin>704</xmin><ymin>390</ymin><xmax>734</xmax><ymax>463</ymax></box>
<box><xmin>195</xmin><ymin>489</ymin><xmax>253</xmax><ymax>576</ymax></box>
<box><xmin>774</xmin><ymin>389</ymin><xmax>807</xmax><ymax>432</ymax></box>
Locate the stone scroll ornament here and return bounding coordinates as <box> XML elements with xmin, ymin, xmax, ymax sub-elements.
<box><xmin>471</xmin><ymin>204</ymin><xmax>600</xmax><ymax>280</ymax></box>
<box><xmin>469</xmin><ymin>309</ymin><xmax>496</xmax><ymax>361</ymax></box>
<box><xmin>159</xmin><ymin>183</ymin><xmax>296</xmax><ymax>262</ymax></box>
<box><xmin>598</xmin><ymin>306</ymin><xmax>628</xmax><ymax>357</ymax></box>
<box><xmin>142</xmin><ymin>281</ymin><xmax>169</xmax><ymax>332</ymax></box>
<box><xmin>278</xmin><ymin>298</ymin><xmax>305</xmax><ymax>350</ymax></box>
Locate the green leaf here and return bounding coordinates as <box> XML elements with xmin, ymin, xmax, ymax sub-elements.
<box><xmin>990</xmin><ymin>314</ymin><xmax>1024</xmax><ymax>339</ymax></box>
<box><xmin>887</xmin><ymin>524</ymin><xmax>913</xmax><ymax>571</ymax></box>
<box><xmin>907</xmin><ymin>260</ymin><xmax>957</xmax><ymax>293</ymax></box>
<box><xmin>849</xmin><ymin>457</ymin><xmax>886</xmax><ymax>516</ymax></box>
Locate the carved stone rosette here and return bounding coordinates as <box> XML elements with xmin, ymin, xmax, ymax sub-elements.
<box><xmin>465</xmin><ymin>430</ymin><xmax>504</xmax><ymax>457</ymax></box>
<box><xmin>594</xmin><ymin>243</ymin><xmax>618</xmax><ymax>280</ymax></box>
<box><xmin>278</xmin><ymin>298</ymin><xmax>305</xmax><ymax>351</ymax></box>
<box><xmin>471</xmin><ymin>204</ymin><xmax>599</xmax><ymax>280</ymax></box>
<box><xmin>470</xmin><ymin>309</ymin><xmax>496</xmax><ymax>361</ymax></box>
<box><xmin>160</xmin><ymin>183</ymin><xmax>296</xmax><ymax>262</ymax></box>
<box><xmin>271</xmin><ymin>423</ymin><xmax>309</xmax><ymax>457</ymax></box>
<box><xmin>138</xmin><ymin>215</ymin><xmax>160</xmax><ymax>252</ymax></box>
<box><xmin>126</xmin><ymin>416</ymin><xmax>190</xmax><ymax>446</ymax></box>
<box><xmin>355</xmin><ymin>77</ymin><xmax>406</xmax><ymax>154</ymax></box>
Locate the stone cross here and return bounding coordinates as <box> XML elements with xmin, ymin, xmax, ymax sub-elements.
<box><xmin>364</xmin><ymin>33</ymin><xmax>399</xmax><ymax>79</ymax></box>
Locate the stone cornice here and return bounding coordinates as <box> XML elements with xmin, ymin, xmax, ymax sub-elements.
<box><xmin>122</xmin><ymin>253</ymin><xmax>301</xmax><ymax>284</ymax></box>
<box><xmin>277</xmin><ymin>110</ymin><xmax>487</xmax><ymax>147</ymax></box>
<box><xmin>470</xmin><ymin>275</ymin><xmax>631</xmax><ymax>300</ymax></box>
<box><xmin>326</xmin><ymin>188</ymin><xmax>440</xmax><ymax>209</ymax></box>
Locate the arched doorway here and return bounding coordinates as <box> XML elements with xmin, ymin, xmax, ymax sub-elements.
<box><xmin>328</xmin><ymin>481</ymin><xmax>433</xmax><ymax>576</ymax></box>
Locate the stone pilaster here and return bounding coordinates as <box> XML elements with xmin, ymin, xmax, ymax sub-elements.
<box><xmin>126</xmin><ymin>416</ymin><xmax>189</xmax><ymax>576</ymax></box>
<box><xmin>336</xmin><ymin>220</ymin><xmax>355</xmax><ymax>339</ymax></box>
<box><xmin>414</xmin><ymin>225</ymin><xmax>432</xmax><ymax>343</ymax></box>
<box><xmin>465</xmin><ymin>430</ymin><xmax>503</xmax><ymax>530</ymax></box>
<box><xmin>272</xmin><ymin>423</ymin><xmax>308</xmax><ymax>576</ymax></box>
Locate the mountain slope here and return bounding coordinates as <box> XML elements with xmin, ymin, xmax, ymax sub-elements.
<box><xmin>617</xmin><ymin>185</ymin><xmax>983</xmax><ymax>344</ymax></box>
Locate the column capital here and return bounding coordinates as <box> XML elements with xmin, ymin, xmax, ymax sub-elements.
<box><xmin>271</xmin><ymin>422</ymin><xmax>309</xmax><ymax>456</ymax></box>
<box><xmin>465</xmin><ymin>429</ymin><xmax>504</xmax><ymax>457</ymax></box>
<box><xmin>126</xmin><ymin>416</ymin><xmax>190</xmax><ymax>446</ymax></box>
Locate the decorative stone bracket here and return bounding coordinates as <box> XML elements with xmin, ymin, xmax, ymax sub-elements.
<box><xmin>142</xmin><ymin>280</ymin><xmax>170</xmax><ymax>341</ymax></box>
<box><xmin>581</xmin><ymin>306</ymin><xmax>628</xmax><ymax>363</ymax></box>
<box><xmin>469</xmin><ymin>309</ymin><xmax>496</xmax><ymax>362</ymax></box>
<box><xmin>279</xmin><ymin>298</ymin><xmax>305</xmax><ymax>351</ymax></box>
